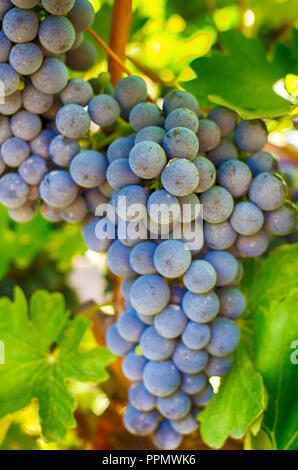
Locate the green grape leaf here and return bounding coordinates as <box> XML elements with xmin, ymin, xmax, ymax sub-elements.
<box><xmin>198</xmin><ymin>344</ymin><xmax>266</xmax><ymax>449</ymax></box>
<box><xmin>242</xmin><ymin>244</ymin><xmax>298</xmax><ymax>450</ymax></box>
<box><xmin>46</xmin><ymin>223</ymin><xmax>86</xmax><ymax>272</ymax></box>
<box><xmin>0</xmin><ymin>288</ymin><xmax>114</xmax><ymax>442</ymax></box>
<box><xmin>183</xmin><ymin>30</ymin><xmax>291</xmax><ymax>118</ymax></box>
<box><xmin>273</xmin><ymin>29</ymin><xmax>298</xmax><ymax>76</ymax></box>
<box><xmin>198</xmin><ymin>244</ymin><xmax>298</xmax><ymax>449</ymax></box>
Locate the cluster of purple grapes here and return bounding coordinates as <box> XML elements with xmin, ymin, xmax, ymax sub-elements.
<box><xmin>0</xmin><ymin>1</ymin><xmax>297</xmax><ymax>451</ymax></box>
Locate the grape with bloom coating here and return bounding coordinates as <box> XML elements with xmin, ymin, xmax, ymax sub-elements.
<box><xmin>163</xmin><ymin>127</ymin><xmax>199</xmax><ymax>160</ymax></box>
<box><xmin>197</xmin><ymin>119</ymin><xmax>221</xmax><ymax>152</ymax></box>
<box><xmin>128</xmin><ymin>382</ymin><xmax>156</xmax><ymax>412</ymax></box>
<box><xmin>9</xmin><ymin>43</ymin><xmax>42</xmax><ymax>75</ymax></box>
<box><xmin>1</xmin><ymin>137</ymin><xmax>30</xmax><ymax>167</ymax></box>
<box><xmin>8</xmin><ymin>200</ymin><xmax>36</xmax><ymax>222</ymax></box>
<box><xmin>129</xmin><ymin>241</ymin><xmax>157</xmax><ymax>275</ymax></box>
<box><xmin>0</xmin><ymin>63</ymin><xmax>19</xmax><ymax>97</ymax></box>
<box><xmin>204</xmin><ymin>221</ymin><xmax>236</xmax><ymax>250</ymax></box>
<box><xmin>66</xmin><ymin>40</ymin><xmax>96</xmax><ymax>71</ymax></box>
<box><xmin>11</xmin><ymin>111</ymin><xmax>42</xmax><ymax>141</ymax></box>
<box><xmin>19</xmin><ymin>155</ymin><xmax>47</xmax><ymax>185</ymax></box>
<box><xmin>117</xmin><ymin>309</ymin><xmax>146</xmax><ymax>343</ymax></box>
<box><xmin>192</xmin><ymin>383</ymin><xmax>214</xmax><ymax>407</ymax></box>
<box><xmin>248</xmin><ymin>172</ymin><xmax>287</xmax><ymax>211</ymax></box>
<box><xmin>154</xmin><ymin>239</ymin><xmax>192</xmax><ymax>279</ymax></box>
<box><xmin>107</xmin><ymin>158</ymin><xmax>140</xmax><ymax>190</ymax></box>
<box><xmin>182</xmin><ymin>321</ymin><xmax>211</xmax><ymax>350</ymax></box>
<box><xmin>181</xmin><ymin>373</ymin><xmax>206</xmax><ymax>395</ymax></box>
<box><xmin>130</xmin><ymin>274</ymin><xmax>170</xmax><ymax>316</ymax></box>
<box><xmin>161</xmin><ymin>158</ymin><xmax>199</xmax><ymax>197</ymax></box>
<box><xmin>193</xmin><ymin>156</ymin><xmax>216</xmax><ymax>193</ymax></box>
<box><xmin>205</xmin><ymin>355</ymin><xmax>233</xmax><ymax>377</ymax></box>
<box><xmin>208</xmin><ymin>106</ymin><xmax>238</xmax><ymax>137</ymax></box>
<box><xmin>88</xmin><ymin>94</ymin><xmax>120</xmax><ymax>127</ymax></box>
<box><xmin>114</xmin><ymin>75</ymin><xmax>147</xmax><ymax>111</ymax></box>
<box><xmin>67</xmin><ymin>0</ymin><xmax>95</xmax><ymax>33</ymax></box>
<box><xmin>264</xmin><ymin>202</ymin><xmax>297</xmax><ymax>236</ymax></box>
<box><xmin>206</xmin><ymin>317</ymin><xmax>240</xmax><ymax>357</ymax></box>
<box><xmin>163</xmin><ymin>90</ymin><xmax>200</xmax><ymax>116</ymax></box>
<box><xmin>236</xmin><ymin>229</ymin><xmax>269</xmax><ymax>257</ymax></box>
<box><xmin>49</xmin><ymin>135</ymin><xmax>80</xmax><ymax>167</ymax></box>
<box><xmin>107</xmin><ymin>136</ymin><xmax>135</xmax><ymax>163</ymax></box>
<box><xmin>0</xmin><ymin>31</ymin><xmax>12</xmax><ymax>63</ymax></box>
<box><xmin>30</xmin><ymin>129</ymin><xmax>56</xmax><ymax>160</ymax></box>
<box><xmin>173</xmin><ymin>342</ymin><xmax>208</xmax><ymax>374</ymax></box>
<box><xmin>42</xmin><ymin>0</ymin><xmax>75</xmax><ymax>15</ymax></box>
<box><xmin>106</xmin><ymin>324</ymin><xmax>134</xmax><ymax>357</ymax></box>
<box><xmin>230</xmin><ymin>201</ymin><xmax>264</xmax><ymax>236</ymax></box>
<box><xmin>3</xmin><ymin>7</ymin><xmax>39</xmax><ymax>43</ymax></box>
<box><xmin>22</xmin><ymin>85</ymin><xmax>54</xmax><ymax>115</ymax></box>
<box><xmin>247</xmin><ymin>151</ymin><xmax>279</xmax><ymax>176</ymax></box>
<box><xmin>147</xmin><ymin>189</ymin><xmax>180</xmax><ymax>225</ymax></box>
<box><xmin>60</xmin><ymin>196</ymin><xmax>87</xmax><ymax>223</ymax></box>
<box><xmin>129</xmin><ymin>141</ymin><xmax>166</xmax><ymax>179</ymax></box>
<box><xmin>129</xmin><ymin>103</ymin><xmax>164</xmax><ymax>132</ymax></box>
<box><xmin>218</xmin><ymin>287</ymin><xmax>246</xmax><ymax>319</ymax></box>
<box><xmin>31</xmin><ymin>58</ymin><xmax>68</xmax><ymax>95</ymax></box>
<box><xmin>40</xmin><ymin>170</ymin><xmax>78</xmax><ymax>208</ymax></box>
<box><xmin>154</xmin><ymin>304</ymin><xmax>187</xmax><ymax>339</ymax></box>
<box><xmin>0</xmin><ymin>172</ymin><xmax>29</xmax><ymax>208</ymax></box>
<box><xmin>56</xmin><ymin>104</ymin><xmax>90</xmax><ymax>139</ymax></box>
<box><xmin>61</xmin><ymin>78</ymin><xmax>93</xmax><ymax>106</ymax></box>
<box><xmin>135</xmin><ymin>126</ymin><xmax>165</xmax><ymax>145</ymax></box>
<box><xmin>204</xmin><ymin>250</ymin><xmax>239</xmax><ymax>286</ymax></box>
<box><xmin>107</xmin><ymin>240</ymin><xmax>135</xmax><ymax>278</ymax></box>
<box><xmin>200</xmin><ymin>186</ymin><xmax>234</xmax><ymax>224</ymax></box>
<box><xmin>83</xmin><ymin>219</ymin><xmax>113</xmax><ymax>253</ymax></box>
<box><xmin>217</xmin><ymin>160</ymin><xmax>252</xmax><ymax>198</ymax></box>
<box><xmin>182</xmin><ymin>290</ymin><xmax>219</xmax><ymax>323</ymax></box>
<box><xmin>140</xmin><ymin>326</ymin><xmax>176</xmax><ymax>361</ymax></box>
<box><xmin>70</xmin><ymin>150</ymin><xmax>107</xmax><ymax>188</ymax></box>
<box><xmin>207</xmin><ymin>139</ymin><xmax>238</xmax><ymax>168</ymax></box>
<box><xmin>165</xmin><ymin>108</ymin><xmax>199</xmax><ymax>133</ymax></box>
<box><xmin>124</xmin><ymin>404</ymin><xmax>159</xmax><ymax>437</ymax></box>
<box><xmin>157</xmin><ymin>390</ymin><xmax>191</xmax><ymax>420</ymax></box>
<box><xmin>115</xmin><ymin>184</ymin><xmax>148</xmax><ymax>222</ymax></box>
<box><xmin>143</xmin><ymin>360</ymin><xmax>181</xmax><ymax>397</ymax></box>
<box><xmin>183</xmin><ymin>260</ymin><xmax>217</xmax><ymax>294</ymax></box>
<box><xmin>122</xmin><ymin>350</ymin><xmax>147</xmax><ymax>381</ymax></box>
<box><xmin>235</xmin><ymin>119</ymin><xmax>268</xmax><ymax>152</ymax></box>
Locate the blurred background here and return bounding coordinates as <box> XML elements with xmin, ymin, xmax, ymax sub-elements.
<box><xmin>0</xmin><ymin>0</ymin><xmax>297</xmax><ymax>450</ymax></box>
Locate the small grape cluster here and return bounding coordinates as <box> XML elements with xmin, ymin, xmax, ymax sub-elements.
<box><xmin>0</xmin><ymin>1</ymin><xmax>297</xmax><ymax>451</ymax></box>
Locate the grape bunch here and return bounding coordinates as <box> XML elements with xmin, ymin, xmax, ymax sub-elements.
<box><xmin>0</xmin><ymin>1</ymin><xmax>297</xmax><ymax>451</ymax></box>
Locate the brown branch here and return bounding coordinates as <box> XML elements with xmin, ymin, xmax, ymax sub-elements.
<box><xmin>108</xmin><ymin>0</ymin><xmax>133</xmax><ymax>86</ymax></box>
<box><xmin>87</xmin><ymin>27</ymin><xmax>132</xmax><ymax>77</ymax></box>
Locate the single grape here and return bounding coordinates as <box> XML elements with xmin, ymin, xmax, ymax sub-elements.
<box><xmin>140</xmin><ymin>326</ymin><xmax>175</xmax><ymax>361</ymax></box>
<box><xmin>143</xmin><ymin>360</ymin><xmax>181</xmax><ymax>397</ymax></box>
<box><xmin>128</xmin><ymin>382</ymin><xmax>156</xmax><ymax>412</ymax></box>
<box><xmin>129</xmin><ymin>241</ymin><xmax>157</xmax><ymax>275</ymax></box>
<box><xmin>153</xmin><ymin>420</ymin><xmax>182</xmax><ymax>450</ymax></box>
<box><xmin>0</xmin><ymin>116</ymin><xmax>12</xmax><ymax>145</ymax></box>
<box><xmin>60</xmin><ymin>196</ymin><xmax>87</xmax><ymax>223</ymax></box>
<box><xmin>235</xmin><ymin>119</ymin><xmax>268</xmax><ymax>152</ymax></box>
<box><xmin>161</xmin><ymin>158</ymin><xmax>200</xmax><ymax>197</ymax></box>
<box><xmin>181</xmin><ymin>372</ymin><xmax>207</xmax><ymax>395</ymax></box>
<box><xmin>163</xmin><ymin>90</ymin><xmax>200</xmax><ymax>116</ymax></box>
<box><xmin>218</xmin><ymin>287</ymin><xmax>246</xmax><ymax>319</ymax></box>
<box><xmin>10</xmin><ymin>110</ymin><xmax>42</xmax><ymax>142</ymax></box>
<box><xmin>40</xmin><ymin>203</ymin><xmax>62</xmax><ymax>222</ymax></box>
<box><xmin>0</xmin><ymin>31</ymin><xmax>12</xmax><ymax>63</ymax></box>
<box><xmin>3</xmin><ymin>7</ymin><xmax>39</xmax><ymax>43</ymax></box>
<box><xmin>130</xmin><ymin>274</ymin><xmax>170</xmax><ymax>316</ymax></box>
<box><xmin>207</xmin><ymin>139</ymin><xmax>238</xmax><ymax>168</ymax></box>
<box><xmin>106</xmin><ymin>323</ymin><xmax>134</xmax><ymax>356</ymax></box>
<box><xmin>8</xmin><ymin>200</ymin><xmax>36</xmax><ymax>223</ymax></box>
<box><xmin>70</xmin><ymin>31</ymin><xmax>84</xmax><ymax>51</ymax></box>
<box><xmin>0</xmin><ymin>1</ymin><xmax>13</xmax><ymax>21</ymax></box>
<box><xmin>208</xmin><ymin>106</ymin><xmax>238</xmax><ymax>137</ymax></box>
<box><xmin>204</xmin><ymin>221</ymin><xmax>237</xmax><ymax>250</ymax></box>
<box><xmin>55</xmin><ymin>103</ymin><xmax>90</xmax><ymax>139</ymax></box>
<box><xmin>83</xmin><ymin>219</ymin><xmax>113</xmax><ymax>252</ymax></box>
<box><xmin>182</xmin><ymin>289</ymin><xmax>219</xmax><ymax>324</ymax></box>
<box><xmin>230</xmin><ymin>201</ymin><xmax>264</xmax><ymax>235</ymax></box>
<box><xmin>170</xmin><ymin>412</ymin><xmax>199</xmax><ymax>435</ymax></box>
<box><xmin>122</xmin><ymin>350</ymin><xmax>147</xmax><ymax>381</ymax></box>
<box><xmin>114</xmin><ymin>76</ymin><xmax>147</xmax><ymax>111</ymax></box>
<box><xmin>196</xmin><ymin>119</ymin><xmax>221</xmax><ymax>152</ymax></box>
<box><xmin>9</xmin><ymin>43</ymin><xmax>42</xmax><ymax>75</ymax></box>
<box><xmin>19</xmin><ymin>155</ymin><xmax>47</xmax><ymax>185</ymax></box>
<box><xmin>200</xmin><ymin>186</ymin><xmax>234</xmax><ymax>224</ymax></box>
<box><xmin>40</xmin><ymin>170</ymin><xmax>78</xmax><ymax>208</ymax></box>
<box><xmin>205</xmin><ymin>355</ymin><xmax>233</xmax><ymax>377</ymax></box>
<box><xmin>0</xmin><ymin>90</ymin><xmax>22</xmax><ymax>115</ymax></box>
<box><xmin>67</xmin><ymin>0</ymin><xmax>95</xmax><ymax>32</ymax></box>
<box><xmin>182</xmin><ymin>321</ymin><xmax>211</xmax><ymax>350</ymax></box>
<box><xmin>22</xmin><ymin>85</ymin><xmax>54</xmax><ymax>115</ymax></box>
<box><xmin>107</xmin><ymin>240</ymin><xmax>135</xmax><ymax>278</ymax></box>
<box><xmin>157</xmin><ymin>390</ymin><xmax>191</xmax><ymax>420</ymax></box>
<box><xmin>0</xmin><ymin>172</ymin><xmax>29</xmax><ymax>208</ymax></box>
<box><xmin>70</xmin><ymin>150</ymin><xmax>107</xmax><ymax>188</ymax></box>
<box><xmin>173</xmin><ymin>342</ymin><xmax>208</xmax><ymax>374</ymax></box>
<box><xmin>129</xmin><ymin>103</ymin><xmax>164</xmax><ymax>132</ymax></box>
<box><xmin>154</xmin><ymin>304</ymin><xmax>187</xmax><ymax>339</ymax></box>
<box><xmin>129</xmin><ymin>141</ymin><xmax>167</xmax><ymax>179</ymax></box>
<box><xmin>49</xmin><ymin>136</ymin><xmax>77</xmax><ymax>168</ymax></box>
<box><xmin>66</xmin><ymin>40</ymin><xmax>96</xmax><ymax>71</ymax></box>
<box><xmin>124</xmin><ymin>404</ymin><xmax>159</xmax><ymax>437</ymax></box>
<box><xmin>107</xmin><ymin>136</ymin><xmax>135</xmax><ymax>163</ymax></box>
<box><xmin>135</xmin><ymin>126</ymin><xmax>165</xmax><ymax>145</ymax></box>
<box><xmin>183</xmin><ymin>260</ymin><xmax>217</xmax><ymax>294</ymax></box>
<box><xmin>117</xmin><ymin>309</ymin><xmax>146</xmax><ymax>343</ymax></box>
<box><xmin>88</xmin><ymin>94</ymin><xmax>120</xmax><ymax>127</ymax></box>
<box><xmin>192</xmin><ymin>383</ymin><xmax>214</xmax><ymax>407</ymax></box>
<box><xmin>170</xmin><ymin>284</ymin><xmax>187</xmax><ymax>305</ymax></box>
<box><xmin>235</xmin><ymin>229</ymin><xmax>269</xmax><ymax>257</ymax></box>
<box><xmin>163</xmin><ymin>126</ymin><xmax>199</xmax><ymax>161</ymax></box>
<box><xmin>42</xmin><ymin>0</ymin><xmax>75</xmax><ymax>15</ymax></box>
<box><xmin>1</xmin><ymin>137</ymin><xmax>30</xmax><ymax>167</ymax></box>
<box><xmin>61</xmin><ymin>78</ymin><xmax>93</xmax><ymax>106</ymax></box>
<box><xmin>147</xmin><ymin>190</ymin><xmax>180</xmax><ymax>225</ymax></box>
<box><xmin>217</xmin><ymin>160</ymin><xmax>252</xmax><ymax>198</ymax></box>
<box><xmin>115</xmin><ymin>184</ymin><xmax>148</xmax><ymax>222</ymax></box>
<box><xmin>107</xmin><ymin>158</ymin><xmax>140</xmax><ymax>190</ymax></box>
<box><xmin>31</xmin><ymin>58</ymin><xmax>68</xmax><ymax>95</ymax></box>
<box><xmin>165</xmin><ymin>108</ymin><xmax>199</xmax><ymax>133</ymax></box>
<box><xmin>0</xmin><ymin>63</ymin><xmax>20</xmax><ymax>97</ymax></box>
<box><xmin>203</xmin><ymin>250</ymin><xmax>239</xmax><ymax>286</ymax></box>
<box><xmin>248</xmin><ymin>172</ymin><xmax>287</xmax><ymax>211</ymax></box>
<box><xmin>206</xmin><ymin>317</ymin><xmax>240</xmax><ymax>357</ymax></box>
<box><xmin>193</xmin><ymin>156</ymin><xmax>216</xmax><ymax>193</ymax></box>
<box><xmin>264</xmin><ymin>201</ymin><xmax>297</xmax><ymax>236</ymax></box>
<box><xmin>154</xmin><ymin>239</ymin><xmax>191</xmax><ymax>279</ymax></box>
<box><xmin>247</xmin><ymin>151</ymin><xmax>279</xmax><ymax>176</ymax></box>
<box><xmin>30</xmin><ymin>129</ymin><xmax>56</xmax><ymax>160</ymax></box>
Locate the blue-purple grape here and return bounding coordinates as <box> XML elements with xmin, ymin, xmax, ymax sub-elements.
<box><xmin>154</xmin><ymin>239</ymin><xmax>191</xmax><ymax>279</ymax></box>
<box><xmin>182</xmin><ymin>290</ymin><xmax>219</xmax><ymax>323</ymax></box>
<box><xmin>129</xmin><ymin>241</ymin><xmax>157</xmax><ymax>275</ymax></box>
<box><xmin>128</xmin><ymin>382</ymin><xmax>156</xmax><ymax>412</ymax></box>
<box><xmin>140</xmin><ymin>326</ymin><xmax>175</xmax><ymax>361</ymax></box>
<box><xmin>208</xmin><ymin>106</ymin><xmax>238</xmax><ymax>137</ymax></box>
<box><xmin>0</xmin><ymin>172</ymin><xmax>29</xmax><ymax>208</ymax></box>
<box><xmin>264</xmin><ymin>201</ymin><xmax>297</xmax><ymax>236</ymax></box>
<box><xmin>248</xmin><ymin>172</ymin><xmax>287</xmax><ymax>211</ymax></box>
<box><xmin>19</xmin><ymin>155</ymin><xmax>47</xmax><ymax>185</ymax></box>
<box><xmin>123</xmin><ymin>404</ymin><xmax>159</xmax><ymax>437</ymax></box>
<box><xmin>161</xmin><ymin>158</ymin><xmax>199</xmax><ymax>197</ymax></box>
<box><xmin>163</xmin><ymin>90</ymin><xmax>200</xmax><ymax>116</ymax></box>
<box><xmin>230</xmin><ymin>201</ymin><xmax>264</xmax><ymax>235</ymax></box>
<box><xmin>154</xmin><ymin>304</ymin><xmax>187</xmax><ymax>339</ymax></box>
<box><xmin>129</xmin><ymin>140</ymin><xmax>167</xmax><ymax>179</ymax></box>
<box><xmin>40</xmin><ymin>170</ymin><xmax>78</xmax><ymax>208</ymax></box>
<box><xmin>117</xmin><ymin>308</ymin><xmax>146</xmax><ymax>343</ymax></box>
<box><xmin>200</xmin><ymin>186</ymin><xmax>234</xmax><ymax>224</ymax></box>
<box><xmin>9</xmin><ymin>43</ymin><xmax>42</xmax><ymax>75</ymax></box>
<box><xmin>181</xmin><ymin>372</ymin><xmax>207</xmax><ymax>395</ymax></box>
<box><xmin>1</xmin><ymin>137</ymin><xmax>30</xmax><ymax>167</ymax></box>
<box><xmin>70</xmin><ymin>150</ymin><xmax>107</xmax><ymax>188</ymax></box>
<box><xmin>183</xmin><ymin>260</ymin><xmax>217</xmax><ymax>294</ymax></box>
<box><xmin>204</xmin><ymin>221</ymin><xmax>236</xmax><ymax>250</ymax></box>
<box><xmin>235</xmin><ymin>229</ymin><xmax>269</xmax><ymax>257</ymax></box>
<box><xmin>61</xmin><ymin>78</ymin><xmax>93</xmax><ymax>106</ymax></box>
<box><xmin>247</xmin><ymin>151</ymin><xmax>279</xmax><ymax>176</ymax></box>
<box><xmin>135</xmin><ymin>126</ymin><xmax>165</xmax><ymax>145</ymax></box>
<box><xmin>235</xmin><ymin>119</ymin><xmax>268</xmax><ymax>152</ymax></box>
<box><xmin>217</xmin><ymin>159</ymin><xmax>252</xmax><ymax>198</ymax></box>
<box><xmin>88</xmin><ymin>94</ymin><xmax>120</xmax><ymax>127</ymax></box>
<box><xmin>130</xmin><ymin>274</ymin><xmax>170</xmax><ymax>316</ymax></box>
<box><xmin>114</xmin><ymin>75</ymin><xmax>147</xmax><ymax>111</ymax></box>
<box><xmin>31</xmin><ymin>58</ymin><xmax>68</xmax><ymax>94</ymax></box>
<box><xmin>204</xmin><ymin>250</ymin><xmax>239</xmax><ymax>286</ymax></box>
<box><xmin>3</xmin><ymin>7</ymin><xmax>39</xmax><ymax>43</ymax></box>
<box><xmin>143</xmin><ymin>360</ymin><xmax>181</xmax><ymax>397</ymax></box>
<box><xmin>122</xmin><ymin>350</ymin><xmax>147</xmax><ymax>381</ymax></box>
<box><xmin>206</xmin><ymin>317</ymin><xmax>240</xmax><ymax>357</ymax></box>
<box><xmin>163</xmin><ymin>127</ymin><xmax>199</xmax><ymax>160</ymax></box>
<box><xmin>207</xmin><ymin>138</ymin><xmax>238</xmax><ymax>168</ymax></box>
<box><xmin>193</xmin><ymin>156</ymin><xmax>216</xmax><ymax>193</ymax></box>
<box><xmin>218</xmin><ymin>287</ymin><xmax>246</xmax><ymax>319</ymax></box>
<box><xmin>173</xmin><ymin>342</ymin><xmax>208</xmax><ymax>374</ymax></box>
<box><xmin>129</xmin><ymin>103</ymin><xmax>164</xmax><ymax>132</ymax></box>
